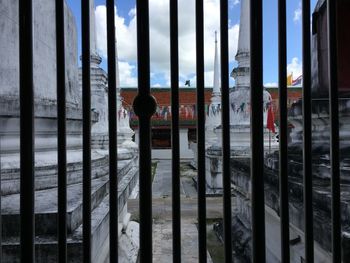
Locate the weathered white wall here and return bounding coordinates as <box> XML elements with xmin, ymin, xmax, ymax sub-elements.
<box><xmin>0</xmin><ymin>0</ymin><xmax>80</xmax><ymax>106</ymax></box>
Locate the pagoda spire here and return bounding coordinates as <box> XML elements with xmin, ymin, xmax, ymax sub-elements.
<box><xmin>231</xmin><ymin>0</ymin><xmax>250</xmax><ymax>88</ymax></box>
<box><xmin>206</xmin><ymin>31</ymin><xmax>222</xmax><ymax>145</ymax></box>
<box><xmin>213</xmin><ymin>31</ymin><xmax>221</xmax><ymax>96</ymax></box>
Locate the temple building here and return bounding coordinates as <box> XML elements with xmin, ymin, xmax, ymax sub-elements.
<box><xmin>120</xmin><ymin>32</ymin><xmax>302</xmax><ymax>159</ymax></box>
<box><xmin>121</xmin><ymin>87</ymin><xmax>213</xmax><ymax>158</ymax></box>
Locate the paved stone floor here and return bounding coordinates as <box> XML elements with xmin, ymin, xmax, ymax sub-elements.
<box><xmin>152</xmin><ymin>219</ymin><xmax>213</xmax><ymax>262</ymax></box>
<box><xmin>130</xmin><ymin>159</ymin><xmax>215</xmax><ymax>262</ymax></box>
<box><xmin>152</xmin><ymin>160</ymin><xmax>197</xmax><ymax>198</ymax></box>
<box><xmin>152</xmin><ymin>160</ymin><xmax>213</xmax><ymax>262</ymax></box>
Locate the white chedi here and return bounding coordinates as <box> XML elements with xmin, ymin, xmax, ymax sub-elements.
<box><xmin>206</xmin><ymin>31</ymin><xmax>222</xmax><ymax>146</ymax></box>
<box><xmin>229</xmin><ymin>87</ymin><xmax>272</xmax><ymax>126</ymax></box>
<box><xmin>115</xmin><ymin>46</ymin><xmax>137</xmax><ymax>150</ymax></box>
<box><xmin>117</xmin><ymin>98</ymin><xmax>136</xmax><ymax>150</ymax></box>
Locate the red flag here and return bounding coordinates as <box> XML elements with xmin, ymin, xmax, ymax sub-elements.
<box><xmin>267</xmin><ymin>104</ymin><xmax>275</xmax><ymax>133</ymax></box>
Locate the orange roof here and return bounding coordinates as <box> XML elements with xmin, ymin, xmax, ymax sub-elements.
<box><xmin>120</xmin><ymin>87</ymin><xmax>302</xmax><ymax>129</ymax></box>
<box><xmin>121</xmin><ymin>87</ymin><xmax>213</xmax><ymax>128</ymax></box>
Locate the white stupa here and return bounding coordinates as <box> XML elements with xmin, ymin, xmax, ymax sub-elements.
<box><xmin>87</xmin><ymin>0</ymin><xmax>136</xmax><ymax>151</ymax></box>
<box><xmin>216</xmin><ymin>0</ymin><xmax>277</xmax><ymax>155</ymax></box>
<box><xmin>206</xmin><ymin>31</ymin><xmax>222</xmax><ymax>145</ymax></box>
<box><xmin>115</xmin><ymin>42</ymin><xmax>137</xmax><ymax>150</ymax></box>
<box><xmin>204</xmin><ymin>0</ymin><xmax>278</xmax><ymax>193</ymax></box>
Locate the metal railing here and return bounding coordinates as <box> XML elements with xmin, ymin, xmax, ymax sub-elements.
<box><xmin>13</xmin><ymin>0</ymin><xmax>341</xmax><ymax>262</ymax></box>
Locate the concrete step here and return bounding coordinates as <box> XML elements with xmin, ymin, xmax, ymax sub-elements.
<box><xmin>1</xmin><ymin>176</ymin><xmax>109</xmax><ymax>238</ymax></box>
<box><xmin>1</xmin><ymin>165</ymin><xmax>139</xmax><ymax>263</ymax></box>
<box><xmin>1</xmin><ymin>195</ymin><xmax>110</xmax><ymax>263</ymax></box>
<box><xmin>1</xmin><ymin>158</ymin><xmax>136</xmax><ymax>238</ymax></box>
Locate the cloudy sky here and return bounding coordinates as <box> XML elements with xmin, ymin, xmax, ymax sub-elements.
<box><xmin>67</xmin><ymin>0</ymin><xmax>317</xmax><ymax>87</ymax></box>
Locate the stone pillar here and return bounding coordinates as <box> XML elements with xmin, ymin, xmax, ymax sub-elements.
<box><xmin>179</xmin><ymin>128</ymin><xmax>193</xmax><ymax>158</ymax></box>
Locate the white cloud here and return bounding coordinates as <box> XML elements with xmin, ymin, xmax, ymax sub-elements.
<box><xmin>95</xmin><ymin>6</ymin><xmax>137</xmax><ymax>62</ymax></box>
<box><xmin>232</xmin><ymin>0</ymin><xmax>240</xmax><ymax>6</ymax></box>
<box><xmin>264</xmin><ymin>82</ymin><xmax>278</xmax><ymax>87</ymax></box>
<box><xmin>287</xmin><ymin>57</ymin><xmax>302</xmax><ymax>78</ymax></box>
<box><xmin>118</xmin><ymin>61</ymin><xmax>137</xmax><ymax>87</ymax></box>
<box><xmin>95</xmin><ymin>0</ymin><xmax>240</xmax><ymax>87</ymax></box>
<box><xmin>187</xmin><ymin>70</ymin><xmax>218</xmax><ymax>87</ymax></box>
<box><xmin>293</xmin><ymin>2</ymin><xmax>302</xmax><ymax>23</ymax></box>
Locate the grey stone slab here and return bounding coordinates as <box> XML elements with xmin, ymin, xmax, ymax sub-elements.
<box><xmin>152</xmin><ymin>160</ymin><xmax>199</xmax><ymax>199</ymax></box>
<box><xmin>152</xmin><ymin>219</ymin><xmax>213</xmax><ymax>263</ymax></box>
<box><xmin>152</xmin><ymin>160</ymin><xmax>172</xmax><ymax>198</ymax></box>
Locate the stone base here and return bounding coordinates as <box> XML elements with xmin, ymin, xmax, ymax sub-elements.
<box><xmin>229</xmin><ymin>156</ymin><xmax>348</xmax><ymax>262</ymax></box>
<box><xmin>1</xmin><ymin>149</ymin><xmax>110</xmax><ymax>195</ymax></box>
<box><xmin>92</xmin><ymin>134</ymin><xmax>109</xmax><ymax>150</ymax></box>
<box><xmin>1</xmin><ymin>152</ymin><xmax>139</xmax><ymax>263</ymax></box>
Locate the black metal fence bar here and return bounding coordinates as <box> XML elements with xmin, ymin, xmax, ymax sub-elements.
<box><xmin>278</xmin><ymin>0</ymin><xmax>290</xmax><ymax>262</ymax></box>
<box><xmin>19</xmin><ymin>0</ymin><xmax>35</xmax><ymax>262</ymax></box>
<box><xmin>302</xmin><ymin>0</ymin><xmax>314</xmax><ymax>262</ymax></box>
<box><xmin>220</xmin><ymin>1</ymin><xmax>233</xmax><ymax>262</ymax></box>
<box><xmin>250</xmin><ymin>0</ymin><xmax>266</xmax><ymax>262</ymax></box>
<box><xmin>55</xmin><ymin>0</ymin><xmax>68</xmax><ymax>262</ymax></box>
<box><xmin>327</xmin><ymin>0</ymin><xmax>341</xmax><ymax>261</ymax></box>
<box><xmin>0</xmin><ymin>137</ymin><xmax>1</xmax><ymax>261</ymax></box>
<box><xmin>81</xmin><ymin>0</ymin><xmax>92</xmax><ymax>262</ymax></box>
<box><xmin>134</xmin><ymin>0</ymin><xmax>155</xmax><ymax>262</ymax></box>
<box><xmin>0</xmin><ymin>139</ymin><xmax>1</xmax><ymax>261</ymax></box>
<box><xmin>170</xmin><ymin>0</ymin><xmax>181</xmax><ymax>262</ymax></box>
<box><xmin>106</xmin><ymin>0</ymin><xmax>118</xmax><ymax>262</ymax></box>
<box><xmin>195</xmin><ymin>0</ymin><xmax>207</xmax><ymax>262</ymax></box>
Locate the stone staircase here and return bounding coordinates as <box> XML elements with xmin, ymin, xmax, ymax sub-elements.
<box><xmin>1</xmin><ymin>150</ymin><xmax>138</xmax><ymax>263</ymax></box>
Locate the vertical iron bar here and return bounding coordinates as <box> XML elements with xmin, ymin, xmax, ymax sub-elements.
<box><xmin>56</xmin><ymin>0</ymin><xmax>67</xmax><ymax>262</ymax></box>
<box><xmin>302</xmin><ymin>0</ymin><xmax>314</xmax><ymax>262</ymax></box>
<box><xmin>327</xmin><ymin>0</ymin><xmax>341</xmax><ymax>261</ymax></box>
<box><xmin>170</xmin><ymin>0</ymin><xmax>181</xmax><ymax>262</ymax></box>
<box><xmin>134</xmin><ymin>0</ymin><xmax>154</xmax><ymax>262</ymax></box>
<box><xmin>220</xmin><ymin>1</ymin><xmax>233</xmax><ymax>262</ymax></box>
<box><xmin>106</xmin><ymin>0</ymin><xmax>118</xmax><ymax>262</ymax></box>
<box><xmin>250</xmin><ymin>0</ymin><xmax>266</xmax><ymax>262</ymax></box>
<box><xmin>81</xmin><ymin>0</ymin><xmax>92</xmax><ymax>262</ymax></box>
<box><xmin>19</xmin><ymin>0</ymin><xmax>35</xmax><ymax>261</ymax></box>
<box><xmin>195</xmin><ymin>0</ymin><xmax>207</xmax><ymax>262</ymax></box>
<box><xmin>278</xmin><ymin>0</ymin><xmax>290</xmax><ymax>262</ymax></box>
<box><xmin>0</xmin><ymin>140</ymin><xmax>1</xmax><ymax>261</ymax></box>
